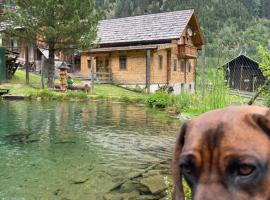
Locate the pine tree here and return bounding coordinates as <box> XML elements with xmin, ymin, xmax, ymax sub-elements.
<box><xmin>3</xmin><ymin>0</ymin><xmax>100</xmax><ymax>88</ymax></box>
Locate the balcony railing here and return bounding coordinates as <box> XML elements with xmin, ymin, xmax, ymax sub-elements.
<box><xmin>178</xmin><ymin>44</ymin><xmax>197</xmax><ymax>59</ymax></box>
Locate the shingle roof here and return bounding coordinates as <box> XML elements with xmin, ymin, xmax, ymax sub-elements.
<box><xmin>97</xmin><ymin>9</ymin><xmax>194</xmax><ymax>45</ymax></box>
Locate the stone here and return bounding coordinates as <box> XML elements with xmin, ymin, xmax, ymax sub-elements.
<box><xmin>136</xmin><ymin>195</ymin><xmax>160</xmax><ymax>200</ymax></box>
<box><xmin>140</xmin><ymin>175</ymin><xmax>167</xmax><ymax>194</ymax></box>
<box><xmin>138</xmin><ymin>186</ymin><xmax>150</xmax><ymax>194</ymax></box>
<box><xmin>121</xmin><ymin>190</ymin><xmax>140</xmax><ymax>200</ymax></box>
<box><xmin>142</xmin><ymin>170</ymin><xmax>162</xmax><ymax>178</ymax></box>
<box><xmin>103</xmin><ymin>193</ymin><xmax>123</xmax><ymax>200</ymax></box>
<box><xmin>120</xmin><ymin>181</ymin><xmax>140</xmax><ymax>193</ymax></box>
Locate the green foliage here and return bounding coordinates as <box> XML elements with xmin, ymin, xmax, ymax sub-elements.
<box><xmin>163</xmin><ymin>176</ymin><xmax>192</xmax><ymax>200</ymax></box>
<box><xmin>2</xmin><ymin>0</ymin><xmax>100</xmax><ymax>87</ymax></box>
<box><xmin>183</xmin><ymin>179</ymin><xmax>192</xmax><ymax>200</ymax></box>
<box><xmin>3</xmin><ymin>0</ymin><xmax>100</xmax><ymax>50</ymax></box>
<box><xmin>258</xmin><ymin>45</ymin><xmax>270</xmax><ymax>80</ymax></box>
<box><xmin>96</xmin><ymin>0</ymin><xmax>270</xmax><ymax>58</ymax></box>
<box><xmin>167</xmin><ymin>70</ymin><xmax>244</xmax><ymax>115</ymax></box>
<box><xmin>145</xmin><ymin>91</ymin><xmax>170</xmax><ymax>108</ymax></box>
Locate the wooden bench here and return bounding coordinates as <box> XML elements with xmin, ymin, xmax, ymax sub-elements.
<box><xmin>0</xmin><ymin>89</ymin><xmax>10</xmax><ymax>96</ymax></box>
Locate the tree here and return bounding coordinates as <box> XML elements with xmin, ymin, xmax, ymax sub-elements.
<box><xmin>248</xmin><ymin>45</ymin><xmax>270</xmax><ymax>105</ymax></box>
<box><xmin>3</xmin><ymin>0</ymin><xmax>100</xmax><ymax>88</ymax></box>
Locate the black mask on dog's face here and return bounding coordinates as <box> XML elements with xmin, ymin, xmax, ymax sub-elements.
<box><xmin>172</xmin><ymin>108</ymin><xmax>270</xmax><ymax>200</ymax></box>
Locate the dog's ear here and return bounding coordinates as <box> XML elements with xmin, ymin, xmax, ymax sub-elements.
<box><xmin>251</xmin><ymin>110</ymin><xmax>270</xmax><ymax>138</ymax></box>
<box><xmin>172</xmin><ymin>122</ymin><xmax>188</xmax><ymax>200</ymax></box>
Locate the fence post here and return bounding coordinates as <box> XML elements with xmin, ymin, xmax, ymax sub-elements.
<box><xmin>25</xmin><ymin>46</ymin><xmax>29</xmax><ymax>85</ymax></box>
<box><xmin>201</xmin><ymin>45</ymin><xmax>206</xmax><ymax>96</ymax></box>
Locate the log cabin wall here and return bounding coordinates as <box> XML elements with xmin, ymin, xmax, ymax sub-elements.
<box><xmin>80</xmin><ymin>41</ymin><xmax>196</xmax><ymax>88</ymax></box>
<box><xmin>110</xmin><ymin>50</ymin><xmax>146</xmax><ymax>84</ymax></box>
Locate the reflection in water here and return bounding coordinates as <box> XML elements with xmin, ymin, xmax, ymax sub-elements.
<box><xmin>0</xmin><ymin>100</ymin><xmax>180</xmax><ymax>200</ymax></box>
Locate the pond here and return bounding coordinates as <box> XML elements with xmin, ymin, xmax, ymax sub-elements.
<box><xmin>0</xmin><ymin>100</ymin><xmax>181</xmax><ymax>200</ymax></box>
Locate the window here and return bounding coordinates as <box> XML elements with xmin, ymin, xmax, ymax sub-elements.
<box><xmin>119</xmin><ymin>56</ymin><xmax>127</xmax><ymax>70</ymax></box>
<box><xmin>181</xmin><ymin>83</ymin><xmax>185</xmax><ymax>92</ymax></box>
<box><xmin>188</xmin><ymin>61</ymin><xmax>192</xmax><ymax>73</ymax></box>
<box><xmin>11</xmin><ymin>38</ymin><xmax>18</xmax><ymax>52</ymax></box>
<box><xmin>180</xmin><ymin>59</ymin><xmax>185</xmax><ymax>73</ymax></box>
<box><xmin>88</xmin><ymin>59</ymin><xmax>92</xmax><ymax>69</ymax></box>
<box><xmin>158</xmin><ymin>55</ymin><xmax>163</xmax><ymax>70</ymax></box>
<box><xmin>173</xmin><ymin>59</ymin><xmax>177</xmax><ymax>71</ymax></box>
<box><xmin>189</xmin><ymin>84</ymin><xmax>192</xmax><ymax>91</ymax></box>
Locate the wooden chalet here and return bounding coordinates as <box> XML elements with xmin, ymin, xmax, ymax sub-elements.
<box><xmin>80</xmin><ymin>10</ymin><xmax>204</xmax><ymax>94</ymax></box>
<box><xmin>223</xmin><ymin>54</ymin><xmax>267</xmax><ymax>92</ymax></box>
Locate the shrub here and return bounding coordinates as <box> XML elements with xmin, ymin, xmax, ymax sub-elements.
<box><xmin>145</xmin><ymin>91</ymin><xmax>170</xmax><ymax>108</ymax></box>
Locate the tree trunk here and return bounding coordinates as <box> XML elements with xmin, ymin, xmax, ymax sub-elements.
<box><xmin>47</xmin><ymin>45</ymin><xmax>55</xmax><ymax>88</ymax></box>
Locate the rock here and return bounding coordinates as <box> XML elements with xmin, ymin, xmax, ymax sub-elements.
<box><xmin>70</xmin><ymin>177</ymin><xmax>89</xmax><ymax>184</ymax></box>
<box><xmin>104</xmin><ymin>191</ymin><xmax>140</xmax><ymax>200</ymax></box>
<box><xmin>136</xmin><ymin>195</ymin><xmax>160</xmax><ymax>200</ymax></box>
<box><xmin>140</xmin><ymin>175</ymin><xmax>167</xmax><ymax>195</ymax></box>
<box><xmin>143</xmin><ymin>170</ymin><xmax>162</xmax><ymax>178</ymax></box>
<box><xmin>103</xmin><ymin>193</ymin><xmax>123</xmax><ymax>200</ymax></box>
<box><xmin>120</xmin><ymin>181</ymin><xmax>140</xmax><ymax>193</ymax></box>
<box><xmin>138</xmin><ymin>186</ymin><xmax>150</xmax><ymax>194</ymax></box>
<box><xmin>121</xmin><ymin>190</ymin><xmax>140</xmax><ymax>200</ymax></box>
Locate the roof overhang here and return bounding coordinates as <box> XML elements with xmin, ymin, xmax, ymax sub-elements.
<box><xmin>82</xmin><ymin>44</ymin><xmax>160</xmax><ymax>53</ymax></box>
<box><xmin>182</xmin><ymin>11</ymin><xmax>204</xmax><ymax>49</ymax></box>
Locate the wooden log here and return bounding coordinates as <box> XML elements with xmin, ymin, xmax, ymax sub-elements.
<box><xmin>55</xmin><ymin>84</ymin><xmax>90</xmax><ymax>93</ymax></box>
<box><xmin>68</xmin><ymin>84</ymin><xmax>90</xmax><ymax>93</ymax></box>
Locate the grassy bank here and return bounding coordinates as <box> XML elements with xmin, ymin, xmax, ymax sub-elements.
<box><xmin>145</xmin><ymin>70</ymin><xmax>246</xmax><ymax>116</ymax></box>
<box><xmin>1</xmin><ymin>70</ymin><xmax>249</xmax><ymax>115</ymax></box>
<box><xmin>0</xmin><ymin>70</ymin><xmax>145</xmax><ymax>102</ymax></box>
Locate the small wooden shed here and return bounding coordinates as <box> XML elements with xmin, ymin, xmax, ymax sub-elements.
<box><xmin>223</xmin><ymin>54</ymin><xmax>266</xmax><ymax>92</ymax></box>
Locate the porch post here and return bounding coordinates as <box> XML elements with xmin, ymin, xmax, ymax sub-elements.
<box><xmin>146</xmin><ymin>49</ymin><xmax>151</xmax><ymax>93</ymax></box>
<box><xmin>90</xmin><ymin>57</ymin><xmax>95</xmax><ymax>93</ymax></box>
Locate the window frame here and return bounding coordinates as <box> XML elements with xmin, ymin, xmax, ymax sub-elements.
<box><xmin>119</xmin><ymin>56</ymin><xmax>127</xmax><ymax>70</ymax></box>
<box><xmin>158</xmin><ymin>55</ymin><xmax>163</xmax><ymax>70</ymax></box>
<box><xmin>180</xmin><ymin>59</ymin><xmax>185</xmax><ymax>73</ymax></box>
<box><xmin>173</xmin><ymin>59</ymin><xmax>177</xmax><ymax>71</ymax></box>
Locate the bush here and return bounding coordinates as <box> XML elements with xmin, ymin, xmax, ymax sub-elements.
<box><xmin>145</xmin><ymin>91</ymin><xmax>170</xmax><ymax>108</ymax></box>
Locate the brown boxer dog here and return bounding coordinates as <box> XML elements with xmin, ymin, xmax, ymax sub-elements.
<box><xmin>172</xmin><ymin>106</ymin><xmax>270</xmax><ymax>200</ymax></box>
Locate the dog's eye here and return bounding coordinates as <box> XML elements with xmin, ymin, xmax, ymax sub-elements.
<box><xmin>237</xmin><ymin>164</ymin><xmax>255</xmax><ymax>176</ymax></box>
<box><xmin>181</xmin><ymin>164</ymin><xmax>192</xmax><ymax>175</ymax></box>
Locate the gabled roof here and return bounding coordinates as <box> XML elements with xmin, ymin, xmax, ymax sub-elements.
<box><xmin>96</xmin><ymin>10</ymin><xmax>201</xmax><ymax>46</ymax></box>
<box><xmin>222</xmin><ymin>54</ymin><xmax>259</xmax><ymax>68</ymax></box>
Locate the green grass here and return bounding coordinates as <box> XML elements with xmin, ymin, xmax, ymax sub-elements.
<box><xmin>7</xmin><ymin>69</ymin><xmax>42</xmax><ymax>87</ymax></box>
<box><xmin>93</xmin><ymin>84</ymin><xmax>145</xmax><ymax>102</ymax></box>
<box><xmin>0</xmin><ymin>70</ymin><xmax>145</xmax><ymax>102</ymax></box>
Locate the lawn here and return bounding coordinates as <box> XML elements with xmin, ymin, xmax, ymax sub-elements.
<box><xmin>0</xmin><ymin>70</ymin><xmax>145</xmax><ymax>102</ymax></box>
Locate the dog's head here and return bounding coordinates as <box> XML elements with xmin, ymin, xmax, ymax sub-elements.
<box><xmin>172</xmin><ymin>106</ymin><xmax>270</xmax><ymax>200</ymax></box>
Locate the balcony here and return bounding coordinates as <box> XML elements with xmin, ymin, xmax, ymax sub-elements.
<box><xmin>178</xmin><ymin>44</ymin><xmax>197</xmax><ymax>59</ymax></box>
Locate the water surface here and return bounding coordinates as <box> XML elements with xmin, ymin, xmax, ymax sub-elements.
<box><xmin>0</xmin><ymin>100</ymin><xmax>180</xmax><ymax>200</ymax></box>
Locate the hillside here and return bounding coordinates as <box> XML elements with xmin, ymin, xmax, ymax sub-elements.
<box><xmin>95</xmin><ymin>0</ymin><xmax>270</xmax><ymax>60</ymax></box>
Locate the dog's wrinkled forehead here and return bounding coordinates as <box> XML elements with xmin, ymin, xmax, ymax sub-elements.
<box><xmin>182</xmin><ymin>106</ymin><xmax>270</xmax><ymax>154</ymax></box>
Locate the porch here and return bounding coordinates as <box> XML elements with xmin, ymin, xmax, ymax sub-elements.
<box><xmin>71</xmin><ymin>72</ymin><xmax>112</xmax><ymax>84</ymax></box>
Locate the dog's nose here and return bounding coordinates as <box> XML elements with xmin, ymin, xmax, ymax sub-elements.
<box><xmin>193</xmin><ymin>183</ymin><xmax>231</xmax><ymax>200</ymax></box>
